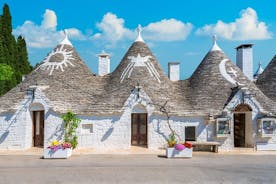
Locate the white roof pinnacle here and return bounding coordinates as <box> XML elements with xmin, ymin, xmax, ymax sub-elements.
<box><xmin>210</xmin><ymin>35</ymin><xmax>222</xmax><ymax>52</ymax></box>
<box><xmin>135</xmin><ymin>24</ymin><xmax>144</xmax><ymax>42</ymax></box>
<box><xmin>255</xmin><ymin>61</ymin><xmax>264</xmax><ymax>76</ymax></box>
<box><xmin>60</xmin><ymin>29</ymin><xmax>73</xmax><ymax>46</ymax></box>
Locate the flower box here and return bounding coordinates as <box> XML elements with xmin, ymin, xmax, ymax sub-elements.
<box><xmin>44</xmin><ymin>148</ymin><xmax>72</xmax><ymax>159</ymax></box>
<box><xmin>166</xmin><ymin>147</ymin><xmax>193</xmax><ymax>158</ymax></box>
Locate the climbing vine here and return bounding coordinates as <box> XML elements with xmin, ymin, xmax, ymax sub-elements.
<box><xmin>61</xmin><ymin>111</ymin><xmax>81</xmax><ymax>149</ymax></box>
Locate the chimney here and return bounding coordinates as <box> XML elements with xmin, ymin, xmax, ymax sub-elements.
<box><xmin>236</xmin><ymin>44</ymin><xmax>253</xmax><ymax>80</ymax></box>
<box><xmin>98</xmin><ymin>50</ymin><xmax>110</xmax><ymax>76</ymax></box>
<box><xmin>168</xmin><ymin>62</ymin><xmax>180</xmax><ymax>81</ymax></box>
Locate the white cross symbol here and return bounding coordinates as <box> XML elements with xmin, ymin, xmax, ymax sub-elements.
<box><xmin>227</xmin><ymin>67</ymin><xmax>238</xmax><ymax>77</ymax></box>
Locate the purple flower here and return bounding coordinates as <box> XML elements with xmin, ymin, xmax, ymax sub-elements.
<box><xmin>175</xmin><ymin>144</ymin><xmax>185</xmax><ymax>151</ymax></box>
<box><xmin>48</xmin><ymin>145</ymin><xmax>62</xmax><ymax>152</ymax></box>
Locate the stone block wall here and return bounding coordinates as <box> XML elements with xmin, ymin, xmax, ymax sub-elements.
<box><xmin>148</xmin><ymin>116</ymin><xmax>205</xmax><ymax>149</ymax></box>
<box><xmin>0</xmin><ymin>97</ymin><xmax>32</xmax><ymax>150</ymax></box>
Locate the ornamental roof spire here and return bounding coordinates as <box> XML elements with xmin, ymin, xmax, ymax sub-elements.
<box><xmin>135</xmin><ymin>24</ymin><xmax>144</xmax><ymax>42</ymax></box>
<box><xmin>210</xmin><ymin>35</ymin><xmax>222</xmax><ymax>52</ymax></box>
<box><xmin>60</xmin><ymin>29</ymin><xmax>73</xmax><ymax>46</ymax></box>
<box><xmin>254</xmin><ymin>61</ymin><xmax>264</xmax><ymax>79</ymax></box>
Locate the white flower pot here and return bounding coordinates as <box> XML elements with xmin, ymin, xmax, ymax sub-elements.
<box><xmin>44</xmin><ymin>148</ymin><xmax>72</xmax><ymax>159</ymax></box>
<box><xmin>166</xmin><ymin>147</ymin><xmax>193</xmax><ymax>158</ymax></box>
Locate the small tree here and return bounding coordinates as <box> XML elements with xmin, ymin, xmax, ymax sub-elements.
<box><xmin>152</xmin><ymin>101</ymin><xmax>182</xmax><ymax>147</ymax></box>
<box><xmin>61</xmin><ymin>111</ymin><xmax>81</xmax><ymax>149</ymax></box>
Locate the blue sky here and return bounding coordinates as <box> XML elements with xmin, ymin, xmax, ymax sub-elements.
<box><xmin>2</xmin><ymin>0</ymin><xmax>276</xmax><ymax>79</ymax></box>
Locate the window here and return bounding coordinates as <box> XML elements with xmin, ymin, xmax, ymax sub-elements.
<box><xmin>81</xmin><ymin>124</ymin><xmax>93</xmax><ymax>134</ymax></box>
<box><xmin>259</xmin><ymin>118</ymin><xmax>276</xmax><ymax>137</ymax></box>
<box><xmin>216</xmin><ymin>118</ymin><xmax>230</xmax><ymax>137</ymax></box>
<box><xmin>185</xmin><ymin>126</ymin><xmax>196</xmax><ymax>141</ymax></box>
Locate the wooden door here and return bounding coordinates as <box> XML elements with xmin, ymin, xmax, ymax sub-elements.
<box><xmin>131</xmin><ymin>113</ymin><xmax>147</xmax><ymax>146</ymax></box>
<box><xmin>234</xmin><ymin>113</ymin><xmax>245</xmax><ymax>147</ymax></box>
<box><xmin>33</xmin><ymin>111</ymin><xmax>44</xmax><ymax>147</ymax></box>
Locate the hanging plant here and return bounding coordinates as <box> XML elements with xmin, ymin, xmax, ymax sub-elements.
<box><xmin>61</xmin><ymin>111</ymin><xmax>81</xmax><ymax>149</ymax></box>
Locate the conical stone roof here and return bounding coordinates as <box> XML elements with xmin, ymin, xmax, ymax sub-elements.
<box><xmin>0</xmin><ymin>37</ymin><xmax>98</xmax><ymax>114</ymax></box>
<box><xmin>0</xmin><ymin>34</ymin><xmax>275</xmax><ymax>115</ymax></box>
<box><xmin>105</xmin><ymin>40</ymin><xmax>192</xmax><ymax>115</ymax></box>
<box><xmin>188</xmin><ymin>39</ymin><xmax>276</xmax><ymax>114</ymax></box>
<box><xmin>256</xmin><ymin>55</ymin><xmax>276</xmax><ymax>101</ymax></box>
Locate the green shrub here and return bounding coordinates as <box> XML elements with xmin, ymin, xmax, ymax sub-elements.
<box><xmin>61</xmin><ymin>111</ymin><xmax>81</xmax><ymax>149</ymax></box>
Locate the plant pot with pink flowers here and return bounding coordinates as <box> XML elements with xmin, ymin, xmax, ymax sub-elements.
<box><xmin>44</xmin><ymin>141</ymin><xmax>73</xmax><ymax>159</ymax></box>
<box><xmin>165</xmin><ymin>133</ymin><xmax>193</xmax><ymax>158</ymax></box>
<box><xmin>44</xmin><ymin>111</ymin><xmax>80</xmax><ymax>159</ymax></box>
<box><xmin>166</xmin><ymin>140</ymin><xmax>193</xmax><ymax>158</ymax></box>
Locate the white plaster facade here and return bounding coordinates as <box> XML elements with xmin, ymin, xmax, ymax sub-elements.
<box><xmin>1</xmin><ymin>85</ymin><xmax>276</xmax><ymax>151</ymax></box>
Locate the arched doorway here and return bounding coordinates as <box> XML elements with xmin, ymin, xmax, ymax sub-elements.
<box><xmin>131</xmin><ymin>104</ymin><xmax>148</xmax><ymax>147</ymax></box>
<box><xmin>30</xmin><ymin>103</ymin><xmax>45</xmax><ymax>147</ymax></box>
<box><xmin>233</xmin><ymin>104</ymin><xmax>252</xmax><ymax>147</ymax></box>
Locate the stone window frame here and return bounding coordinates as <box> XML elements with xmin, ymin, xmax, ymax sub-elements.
<box><xmin>216</xmin><ymin>118</ymin><xmax>231</xmax><ymax>137</ymax></box>
<box><xmin>258</xmin><ymin>118</ymin><xmax>276</xmax><ymax>137</ymax></box>
<box><xmin>81</xmin><ymin>123</ymin><xmax>93</xmax><ymax>134</ymax></box>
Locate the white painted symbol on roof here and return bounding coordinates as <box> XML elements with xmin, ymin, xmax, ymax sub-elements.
<box><xmin>37</xmin><ymin>44</ymin><xmax>74</xmax><ymax>75</ymax></box>
<box><xmin>219</xmin><ymin>59</ymin><xmax>242</xmax><ymax>85</ymax></box>
<box><xmin>120</xmin><ymin>53</ymin><xmax>160</xmax><ymax>83</ymax></box>
<box><xmin>228</xmin><ymin>67</ymin><xmax>238</xmax><ymax>77</ymax></box>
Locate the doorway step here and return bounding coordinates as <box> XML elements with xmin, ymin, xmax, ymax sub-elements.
<box><xmin>232</xmin><ymin>148</ymin><xmax>255</xmax><ymax>153</ymax></box>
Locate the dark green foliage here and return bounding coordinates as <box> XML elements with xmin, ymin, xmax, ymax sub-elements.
<box><xmin>0</xmin><ymin>4</ymin><xmax>33</xmax><ymax>96</ymax></box>
<box><xmin>0</xmin><ymin>63</ymin><xmax>13</xmax><ymax>80</ymax></box>
<box><xmin>61</xmin><ymin>111</ymin><xmax>81</xmax><ymax>149</ymax></box>
<box><xmin>17</xmin><ymin>36</ymin><xmax>32</xmax><ymax>74</ymax></box>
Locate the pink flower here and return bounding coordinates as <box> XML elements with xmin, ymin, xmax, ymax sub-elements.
<box><xmin>175</xmin><ymin>144</ymin><xmax>185</xmax><ymax>151</ymax></box>
<box><xmin>61</xmin><ymin>142</ymin><xmax>72</xmax><ymax>149</ymax></box>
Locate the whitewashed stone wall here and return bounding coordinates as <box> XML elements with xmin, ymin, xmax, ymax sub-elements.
<box><xmin>44</xmin><ymin>89</ymin><xmax>208</xmax><ymax>150</ymax></box>
<box><xmin>44</xmin><ymin>112</ymin><xmax>207</xmax><ymax>150</ymax></box>
<box><xmin>45</xmin><ymin>113</ymin><xmax>129</xmax><ymax>150</ymax></box>
<box><xmin>0</xmin><ymin>87</ymin><xmax>50</xmax><ymax>150</ymax></box>
<box><xmin>148</xmin><ymin>116</ymin><xmax>205</xmax><ymax>149</ymax></box>
<box><xmin>0</xmin><ymin>112</ymin><xmax>27</xmax><ymax>150</ymax></box>
<box><xmin>2</xmin><ymin>86</ymin><xmax>274</xmax><ymax>151</ymax></box>
<box><xmin>220</xmin><ymin>89</ymin><xmax>276</xmax><ymax>151</ymax></box>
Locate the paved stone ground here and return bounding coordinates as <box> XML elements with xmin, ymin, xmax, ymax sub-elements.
<box><xmin>0</xmin><ymin>153</ymin><xmax>276</xmax><ymax>184</ymax></box>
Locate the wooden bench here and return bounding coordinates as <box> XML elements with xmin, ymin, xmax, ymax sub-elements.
<box><xmin>189</xmin><ymin>141</ymin><xmax>220</xmax><ymax>153</ymax></box>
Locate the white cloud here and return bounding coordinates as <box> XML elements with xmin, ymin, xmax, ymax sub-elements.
<box><xmin>92</xmin><ymin>12</ymin><xmax>133</xmax><ymax>44</ymax></box>
<box><xmin>143</xmin><ymin>19</ymin><xmax>193</xmax><ymax>41</ymax></box>
<box><xmin>196</xmin><ymin>7</ymin><xmax>272</xmax><ymax>40</ymax></box>
<box><xmin>66</xmin><ymin>28</ymin><xmax>86</xmax><ymax>40</ymax></box>
<box><xmin>92</xmin><ymin>13</ymin><xmax>192</xmax><ymax>46</ymax></box>
<box><xmin>13</xmin><ymin>9</ymin><xmax>86</xmax><ymax>48</ymax></box>
<box><xmin>41</xmin><ymin>9</ymin><xmax>57</xmax><ymax>30</ymax></box>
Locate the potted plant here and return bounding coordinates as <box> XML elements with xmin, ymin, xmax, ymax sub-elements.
<box><xmin>152</xmin><ymin>101</ymin><xmax>193</xmax><ymax>158</ymax></box>
<box><xmin>44</xmin><ymin>140</ymin><xmax>73</xmax><ymax>159</ymax></box>
<box><xmin>44</xmin><ymin>111</ymin><xmax>80</xmax><ymax>159</ymax></box>
<box><xmin>166</xmin><ymin>141</ymin><xmax>193</xmax><ymax>158</ymax></box>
